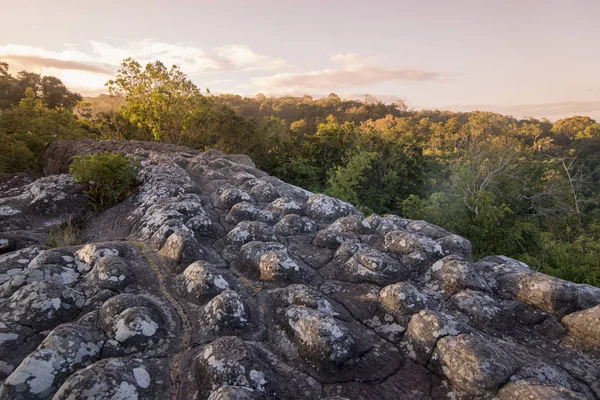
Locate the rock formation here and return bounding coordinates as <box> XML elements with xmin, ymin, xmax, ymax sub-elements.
<box><xmin>0</xmin><ymin>139</ymin><xmax>599</xmax><ymax>399</ymax></box>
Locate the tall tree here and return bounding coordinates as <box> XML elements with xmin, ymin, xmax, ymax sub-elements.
<box><xmin>106</xmin><ymin>58</ymin><xmax>202</xmax><ymax>143</ymax></box>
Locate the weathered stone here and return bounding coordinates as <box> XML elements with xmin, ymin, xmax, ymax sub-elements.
<box><xmin>352</xmin><ymin>247</ymin><xmax>408</xmax><ymax>281</ymax></box>
<box><xmin>226</xmin><ymin>154</ymin><xmax>256</xmax><ymax>168</ymax></box>
<box><xmin>573</xmin><ymin>284</ymin><xmax>600</xmax><ymax>310</ymax></box>
<box><xmin>194</xmin><ymin>337</ymin><xmax>274</xmax><ymax>397</ymax></box>
<box><xmin>225</xmin><ymin>202</ymin><xmax>274</xmax><ymax>225</ymax></box>
<box><xmin>284</xmin><ymin>305</ymin><xmax>356</xmax><ymax>367</ymax></box>
<box><xmin>503</xmin><ymin>272</ymin><xmax>579</xmax><ymax>316</ymax></box>
<box><xmin>332</xmin><ymin>239</ymin><xmax>368</xmax><ymax>263</ymax></box>
<box><xmin>367</xmin><ymin>215</ymin><xmax>410</xmax><ymax>235</ymax></box>
<box><xmin>435</xmin><ymin>234</ymin><xmax>473</xmax><ymax>260</ymax></box>
<box><xmin>274</xmin><ymin>182</ymin><xmax>313</xmax><ymax>204</ymax></box>
<box><xmin>207</xmin><ymin>385</ymin><xmax>269</xmax><ymax>400</ymax></box>
<box><xmin>400</xmin><ymin>310</ymin><xmax>462</xmax><ymax>365</ymax></box>
<box><xmin>0</xmin><ymin>246</ymin><xmax>45</xmax><ymax>285</ymax></box>
<box><xmin>422</xmin><ymin>255</ymin><xmax>487</xmax><ymax>296</ymax></box>
<box><xmin>237</xmin><ymin>241</ymin><xmax>305</xmax><ymax>282</ymax></box>
<box><xmin>562</xmin><ymin>305</ymin><xmax>600</xmax><ymax>349</ymax></box>
<box><xmin>499</xmin><ymin>379</ymin><xmax>587</xmax><ymax>400</ymax></box>
<box><xmin>274</xmin><ymin>214</ymin><xmax>316</xmax><ymax>236</ymax></box>
<box><xmin>473</xmin><ymin>255</ymin><xmax>531</xmax><ymax>293</ymax></box>
<box><xmin>27</xmin><ymin>249</ymin><xmax>75</xmax><ymax>269</ymax></box>
<box><xmin>216</xmin><ymin>187</ymin><xmax>252</xmax><ymax>209</ymax></box>
<box><xmin>202</xmin><ymin>290</ymin><xmax>250</xmax><ymax>332</ymax></box>
<box><xmin>384</xmin><ymin>230</ymin><xmax>444</xmax><ymax>257</ymax></box>
<box><xmin>75</xmin><ymin>244</ymin><xmax>122</xmax><ymax>269</ymax></box>
<box><xmin>0</xmin><ymin>140</ymin><xmax>598</xmax><ymax>400</ymax></box>
<box><xmin>176</xmin><ymin>261</ymin><xmax>230</xmax><ymax>304</ymax></box>
<box><xmin>0</xmin><ymin>263</ymin><xmax>79</xmax><ymax>298</ymax></box>
<box><xmin>0</xmin><ymin>323</ymin><xmax>105</xmax><ymax>399</ymax></box>
<box><xmin>380</xmin><ymin>282</ymin><xmax>430</xmax><ymax>315</ymax></box>
<box><xmin>91</xmin><ymin>255</ymin><xmax>133</xmax><ymax>291</ymax></box>
<box><xmin>431</xmin><ymin>333</ymin><xmax>519</xmax><ymax>395</ymax></box>
<box><xmin>303</xmin><ymin>194</ymin><xmax>361</xmax><ymax>222</ymax></box>
<box><xmin>159</xmin><ymin>228</ymin><xmax>203</xmax><ymax>262</ymax></box>
<box><xmin>186</xmin><ymin>214</ymin><xmax>224</xmax><ymax>239</ymax></box>
<box><xmin>267</xmin><ymin>198</ymin><xmax>302</xmax><ymax>217</ymax></box>
<box><xmin>232</xmin><ymin>172</ymin><xmax>259</xmax><ymax>185</ymax></box>
<box><xmin>98</xmin><ymin>294</ymin><xmax>174</xmax><ymax>358</ymax></box>
<box><xmin>1</xmin><ymin>281</ymin><xmax>84</xmax><ymax>331</ymax></box>
<box><xmin>451</xmin><ymin>289</ymin><xmax>503</xmax><ymax>324</ymax></box>
<box><xmin>406</xmin><ymin>220</ymin><xmax>450</xmax><ymax>239</ymax></box>
<box><xmin>249</xmin><ymin>181</ymin><xmax>279</xmax><ymax>203</ymax></box>
<box><xmin>327</xmin><ymin>215</ymin><xmax>373</xmax><ymax>235</ymax></box>
<box><xmin>0</xmin><ymin>174</ymin><xmax>88</xmax><ymax>224</ymax></box>
<box><xmin>313</xmin><ymin>230</ymin><xmax>357</xmax><ymax>249</ymax></box>
<box><xmin>225</xmin><ymin>221</ymin><xmax>277</xmax><ymax>248</ymax></box>
<box><xmin>52</xmin><ymin>357</ymin><xmax>169</xmax><ymax>400</ymax></box>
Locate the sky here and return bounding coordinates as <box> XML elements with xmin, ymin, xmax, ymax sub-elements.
<box><xmin>1</xmin><ymin>0</ymin><xmax>599</xmax><ymax>121</ymax></box>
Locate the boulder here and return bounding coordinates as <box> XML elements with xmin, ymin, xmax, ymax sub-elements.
<box><xmin>431</xmin><ymin>333</ymin><xmax>519</xmax><ymax>395</ymax></box>
<box><xmin>562</xmin><ymin>305</ymin><xmax>600</xmax><ymax>348</ymax></box>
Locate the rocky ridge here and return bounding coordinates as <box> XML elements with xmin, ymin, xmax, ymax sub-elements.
<box><xmin>0</xmin><ymin>139</ymin><xmax>599</xmax><ymax>399</ymax></box>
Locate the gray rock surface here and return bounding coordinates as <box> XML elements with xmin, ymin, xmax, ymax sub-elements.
<box><xmin>0</xmin><ymin>139</ymin><xmax>598</xmax><ymax>399</ymax></box>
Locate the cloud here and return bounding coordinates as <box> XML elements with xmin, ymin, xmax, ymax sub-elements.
<box><xmin>86</xmin><ymin>40</ymin><xmax>290</xmax><ymax>73</ymax></box>
<box><xmin>215</xmin><ymin>45</ymin><xmax>291</xmax><ymax>71</ymax></box>
<box><xmin>441</xmin><ymin>101</ymin><xmax>600</xmax><ymax>121</ymax></box>
<box><xmin>1</xmin><ymin>54</ymin><xmax>113</xmax><ymax>74</ymax></box>
<box><xmin>0</xmin><ymin>41</ymin><xmax>291</xmax><ymax>74</ymax></box>
<box><xmin>87</xmin><ymin>40</ymin><xmax>224</xmax><ymax>72</ymax></box>
<box><xmin>251</xmin><ymin>52</ymin><xmax>441</xmax><ymax>93</ymax></box>
<box><xmin>0</xmin><ymin>41</ymin><xmax>291</xmax><ymax>95</ymax></box>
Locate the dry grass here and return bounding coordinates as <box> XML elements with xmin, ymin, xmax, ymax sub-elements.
<box><xmin>47</xmin><ymin>219</ymin><xmax>81</xmax><ymax>247</ymax></box>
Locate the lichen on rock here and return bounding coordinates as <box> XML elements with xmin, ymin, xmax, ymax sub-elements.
<box><xmin>0</xmin><ymin>139</ymin><xmax>597</xmax><ymax>400</ymax></box>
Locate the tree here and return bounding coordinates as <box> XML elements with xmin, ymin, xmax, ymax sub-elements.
<box><xmin>0</xmin><ymin>63</ymin><xmax>21</xmax><ymax>109</ymax></box>
<box><xmin>392</xmin><ymin>100</ymin><xmax>408</xmax><ymax>112</ymax></box>
<box><xmin>0</xmin><ymin>61</ymin><xmax>9</xmax><ymax>77</ymax></box>
<box><xmin>16</xmin><ymin>71</ymin><xmax>42</xmax><ymax>95</ymax></box>
<box><xmin>552</xmin><ymin>116</ymin><xmax>600</xmax><ymax>141</ymax></box>
<box><xmin>41</xmin><ymin>76</ymin><xmax>82</xmax><ymax>110</ymax></box>
<box><xmin>327</xmin><ymin>151</ymin><xmax>378</xmax><ymax>208</ymax></box>
<box><xmin>0</xmin><ymin>67</ymin><xmax>81</xmax><ymax>110</ymax></box>
<box><xmin>106</xmin><ymin>58</ymin><xmax>202</xmax><ymax>144</ymax></box>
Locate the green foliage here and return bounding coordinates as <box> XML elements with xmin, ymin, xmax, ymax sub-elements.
<box><xmin>327</xmin><ymin>151</ymin><xmax>378</xmax><ymax>211</ymax></box>
<box><xmin>527</xmin><ymin>230</ymin><xmax>600</xmax><ymax>286</ymax></box>
<box><xmin>106</xmin><ymin>58</ymin><xmax>202</xmax><ymax>144</ymax></box>
<box><xmin>0</xmin><ymin>66</ymin><xmax>81</xmax><ymax>111</ymax></box>
<box><xmin>0</xmin><ymin>134</ymin><xmax>36</xmax><ymax>174</ymax></box>
<box><xmin>3</xmin><ymin>58</ymin><xmax>600</xmax><ymax>286</ymax></box>
<box><xmin>552</xmin><ymin>116</ymin><xmax>600</xmax><ymax>141</ymax></box>
<box><xmin>181</xmin><ymin>99</ymin><xmax>261</xmax><ymax>155</ymax></box>
<box><xmin>69</xmin><ymin>152</ymin><xmax>140</xmax><ymax>211</ymax></box>
<box><xmin>0</xmin><ymin>81</ymin><xmax>91</xmax><ymax>173</ymax></box>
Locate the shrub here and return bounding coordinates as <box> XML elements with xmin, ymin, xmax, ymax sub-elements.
<box><xmin>70</xmin><ymin>151</ymin><xmax>140</xmax><ymax>211</ymax></box>
<box><xmin>0</xmin><ymin>136</ymin><xmax>36</xmax><ymax>174</ymax></box>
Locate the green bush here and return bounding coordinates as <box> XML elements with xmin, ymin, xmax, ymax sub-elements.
<box><xmin>0</xmin><ymin>135</ymin><xmax>36</xmax><ymax>174</ymax></box>
<box><xmin>70</xmin><ymin>152</ymin><xmax>140</xmax><ymax>211</ymax></box>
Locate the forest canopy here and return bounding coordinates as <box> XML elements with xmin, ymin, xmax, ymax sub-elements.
<box><xmin>1</xmin><ymin>58</ymin><xmax>599</xmax><ymax>286</ymax></box>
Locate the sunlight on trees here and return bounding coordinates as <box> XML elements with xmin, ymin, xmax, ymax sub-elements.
<box><xmin>1</xmin><ymin>58</ymin><xmax>599</xmax><ymax>286</ymax></box>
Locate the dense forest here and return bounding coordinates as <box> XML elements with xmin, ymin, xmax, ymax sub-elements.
<box><xmin>1</xmin><ymin>58</ymin><xmax>599</xmax><ymax>286</ymax></box>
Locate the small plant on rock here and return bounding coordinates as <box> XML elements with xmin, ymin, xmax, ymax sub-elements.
<box><xmin>70</xmin><ymin>151</ymin><xmax>140</xmax><ymax>211</ymax></box>
<box><xmin>47</xmin><ymin>218</ymin><xmax>82</xmax><ymax>247</ymax></box>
